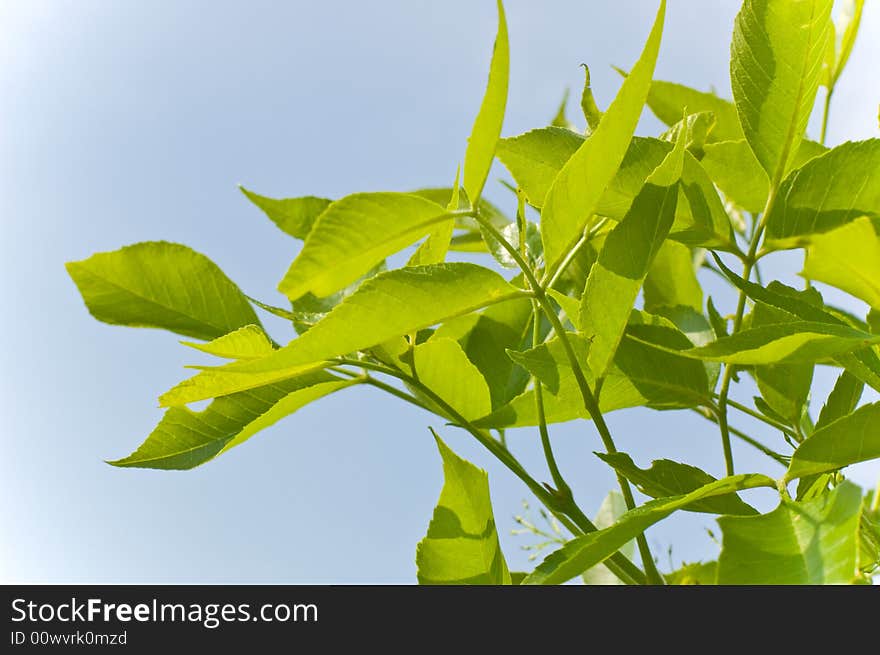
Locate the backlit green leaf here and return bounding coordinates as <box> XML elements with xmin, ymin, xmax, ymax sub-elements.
<box><xmin>815</xmin><ymin>370</ymin><xmax>863</xmax><ymax>430</ymax></box>
<box><xmin>414</xmin><ymin>338</ymin><xmax>492</xmax><ymax>421</ymax></box>
<box><xmin>579</xmin><ymin>137</ymin><xmax>683</xmax><ymax>378</ymax></box>
<box><xmin>823</xmin><ymin>0</ymin><xmax>865</xmax><ymax>89</ymax></box>
<box><xmin>432</xmin><ymin>298</ymin><xmax>533</xmax><ymax>409</ymax></box>
<box><xmin>643</xmin><ymin>241</ymin><xmax>703</xmax><ymax>313</ymax></box>
<box><xmin>463</xmin><ymin>0</ymin><xmax>509</xmax><ymax>204</ymax></box>
<box><xmin>278</xmin><ymin>192</ymin><xmax>452</xmax><ymax>300</ymax></box>
<box><xmin>750</xmin><ymin>297</ymin><xmax>814</xmax><ymax>426</ymax></box>
<box><xmin>541</xmin><ymin>0</ymin><xmax>666</xmax><ymax>272</ymax></box>
<box><xmin>181</xmin><ymin>325</ymin><xmax>274</xmax><ymax>360</ymax></box>
<box><xmin>764</xmin><ymin>139</ymin><xmax>880</xmax><ymax>248</ymax></box>
<box><xmin>110</xmin><ymin>373</ymin><xmax>349</xmax><ymax>470</ymax></box>
<box><xmin>717</xmin><ymin>481</ymin><xmax>862</xmax><ymax>584</ymax></box>
<box><xmin>524</xmin><ymin>474</ymin><xmax>775</xmax><ymax>584</ymax></box>
<box><xmin>161</xmin><ymin>264</ymin><xmax>523</xmax><ymax>405</ymax></box>
<box><xmin>496</xmin><ymin>127</ymin><xmax>583</xmax><ymax>207</ymax></box>
<box><xmin>664</xmin><ymin>321</ymin><xmax>880</xmax><ymax>365</ymax></box>
<box><xmin>803</xmin><ymin>216</ymin><xmax>880</xmax><ymax>309</ymax></box>
<box><xmin>416</xmin><ymin>435</ymin><xmax>511</xmax><ymax>584</ymax></box>
<box><xmin>785</xmin><ymin>403</ymin><xmax>880</xmax><ymax>482</ymax></box>
<box><xmin>730</xmin><ymin>0</ymin><xmax>833</xmax><ymax>185</ymax></box>
<box><xmin>596</xmin><ymin>452</ymin><xmax>758</xmax><ymax>515</ymax></box>
<box><xmin>239</xmin><ymin>187</ymin><xmax>331</xmax><ymax>240</ymax></box>
<box><xmin>643</xmin><ymin>78</ymin><xmax>744</xmax><ymax>142</ymax></box>
<box><xmin>582</xmin><ymin>491</ymin><xmax>634</xmax><ymax>585</ymax></box>
<box><xmin>66</xmin><ymin>241</ymin><xmax>261</xmax><ymax>342</ymax></box>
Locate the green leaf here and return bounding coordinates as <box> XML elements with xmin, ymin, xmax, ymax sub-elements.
<box><xmin>662</xmin><ymin>321</ymin><xmax>880</xmax><ymax>365</ymax></box>
<box><xmin>860</xmin><ymin>490</ymin><xmax>880</xmax><ymax>575</ymax></box>
<box><xmin>540</xmin><ymin>0</ymin><xmax>666</xmax><ymax>272</ymax></box>
<box><xmin>413</xmin><ymin>338</ymin><xmax>492</xmax><ymax>421</ymax></box>
<box><xmin>291</xmin><ymin>261</ymin><xmax>387</xmax><ymax>334</ymax></box>
<box><xmin>432</xmin><ymin>298</ymin><xmax>533</xmax><ymax>409</ymax></box>
<box><xmin>803</xmin><ymin>217</ymin><xmax>880</xmax><ymax>309</ymax></box>
<box><xmin>642</xmin><ymin>78</ymin><xmax>744</xmax><ymax>142</ymax></box>
<box><xmin>659</xmin><ymin>111</ymin><xmax>715</xmax><ymax>158</ymax></box>
<box><xmin>665</xmin><ymin>561</ymin><xmax>718</xmax><ymax>585</ymax></box>
<box><xmin>181</xmin><ymin>325</ymin><xmax>275</xmax><ymax>360</ymax></box>
<box><xmin>730</xmin><ymin>0</ymin><xmax>833</xmax><ymax>185</ymax></box>
<box><xmin>643</xmin><ymin>241</ymin><xmax>703</xmax><ymax>313</ymax></box>
<box><xmin>785</xmin><ymin>403</ymin><xmax>880</xmax><ymax>483</ymax></box>
<box><xmin>764</xmin><ymin>139</ymin><xmax>880</xmax><ymax>248</ymax></box>
<box><xmin>596</xmin><ymin>452</ymin><xmax>758</xmax><ymax>515</ymax></box>
<box><xmin>278</xmin><ymin>192</ymin><xmax>455</xmax><ymax>300</ymax></box>
<box><xmin>701</xmin><ymin>140</ymin><xmax>769</xmax><ymax>213</ymax></box>
<box><xmin>416</xmin><ymin>435</ymin><xmax>511</xmax><ymax>585</ymax></box>
<box><xmin>110</xmin><ymin>373</ymin><xmax>350</xmax><ymax>470</ymax></box>
<box><xmin>463</xmin><ymin>0</ymin><xmax>509</xmax><ymax>204</ymax></box>
<box><xmin>596</xmin><ymin>137</ymin><xmax>735</xmax><ymax>250</ymax></box>
<box><xmin>717</xmin><ymin>481</ymin><xmax>862</xmax><ymax>584</ymax></box>
<box><xmin>815</xmin><ymin>370</ymin><xmax>863</xmax><ymax>430</ymax></box>
<box><xmin>66</xmin><ymin>241</ymin><xmax>261</xmax><ymax>342</ymax></box>
<box><xmin>500</xmin><ymin>131</ymin><xmax>734</xmax><ymax>250</ymax></box>
<box><xmin>701</xmin><ymin>139</ymin><xmax>827</xmax><ymax>214</ymax></box>
<box><xmin>523</xmin><ymin>474</ymin><xmax>774</xmax><ymax>584</ymax></box>
<box><xmin>579</xmin><ymin>64</ymin><xmax>603</xmax><ymax>134</ymax></box>
<box><xmin>486</xmin><ymin>324</ymin><xmax>709</xmax><ymax>428</ymax></box>
<box><xmin>706</xmin><ymin>256</ymin><xmax>880</xmax><ymax>392</ymax></box>
<box><xmin>707</xmin><ymin>296</ymin><xmax>729</xmax><ymax>339</ymax></box>
<box><xmin>550</xmin><ymin>87</ymin><xmax>574</xmax><ymax>130</ymax></box>
<box><xmin>824</xmin><ymin>0</ymin><xmax>865</xmax><ymax>89</ymax></box>
<box><xmin>161</xmin><ymin>263</ymin><xmax>522</xmax><ymax>405</ymax></box>
<box><xmin>546</xmin><ymin>289</ymin><xmax>581</xmax><ymax>330</ymax></box>
<box><xmin>579</xmin><ymin>137</ymin><xmax>683</xmax><ymax>378</ymax></box>
<box><xmin>408</xmin><ymin>171</ymin><xmax>459</xmax><ymax>266</ymax></box>
<box><xmin>750</xmin><ymin>298</ymin><xmax>814</xmax><ymax>426</ymax></box>
<box><xmin>496</xmin><ymin>127</ymin><xmax>583</xmax><ymax>208</ymax></box>
<box><xmin>582</xmin><ymin>491</ymin><xmax>634</xmax><ymax>585</ymax></box>
<box><xmin>239</xmin><ymin>187</ymin><xmax>331</xmax><ymax>240</ymax></box>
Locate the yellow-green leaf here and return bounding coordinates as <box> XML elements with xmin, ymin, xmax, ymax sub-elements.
<box><xmin>541</xmin><ymin>0</ymin><xmax>667</xmax><ymax>273</ymax></box>
<box><xmin>463</xmin><ymin>0</ymin><xmax>509</xmax><ymax>204</ymax></box>
<box><xmin>416</xmin><ymin>435</ymin><xmax>511</xmax><ymax>585</ymax></box>
<box><xmin>730</xmin><ymin>0</ymin><xmax>833</xmax><ymax>185</ymax></box>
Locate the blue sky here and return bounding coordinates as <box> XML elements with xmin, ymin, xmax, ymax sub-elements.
<box><xmin>2</xmin><ymin>0</ymin><xmax>878</xmax><ymax>583</ymax></box>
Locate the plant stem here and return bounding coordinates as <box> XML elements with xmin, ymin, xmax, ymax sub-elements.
<box><xmin>714</xmin><ymin>186</ymin><xmax>780</xmax><ymax>477</ymax></box>
<box><xmin>531</xmin><ymin>301</ymin><xmax>570</xmax><ymax>497</ymax></box>
<box><xmin>472</xmin><ymin>211</ymin><xmax>663</xmax><ymax>584</ymax></box>
<box><xmin>333</xmin><ymin>357</ymin><xmax>647</xmax><ymax>585</ymax></box>
<box><xmin>820</xmin><ymin>88</ymin><xmax>833</xmax><ymax>146</ymax></box>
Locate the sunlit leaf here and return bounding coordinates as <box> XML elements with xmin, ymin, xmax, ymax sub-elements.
<box><xmin>730</xmin><ymin>0</ymin><xmax>833</xmax><ymax>184</ymax></box>
<box><xmin>67</xmin><ymin>241</ymin><xmax>261</xmax><ymax>342</ymax></box>
<box><xmin>717</xmin><ymin>481</ymin><xmax>862</xmax><ymax>584</ymax></box>
<box><xmin>416</xmin><ymin>435</ymin><xmax>511</xmax><ymax>584</ymax></box>
<box><xmin>463</xmin><ymin>0</ymin><xmax>509</xmax><ymax>204</ymax></box>
<box><xmin>541</xmin><ymin>0</ymin><xmax>666</xmax><ymax>272</ymax></box>
<box><xmin>524</xmin><ymin>474</ymin><xmax>774</xmax><ymax>584</ymax></box>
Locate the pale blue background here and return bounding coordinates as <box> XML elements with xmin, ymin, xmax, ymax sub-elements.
<box><xmin>2</xmin><ymin>0</ymin><xmax>878</xmax><ymax>583</ymax></box>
